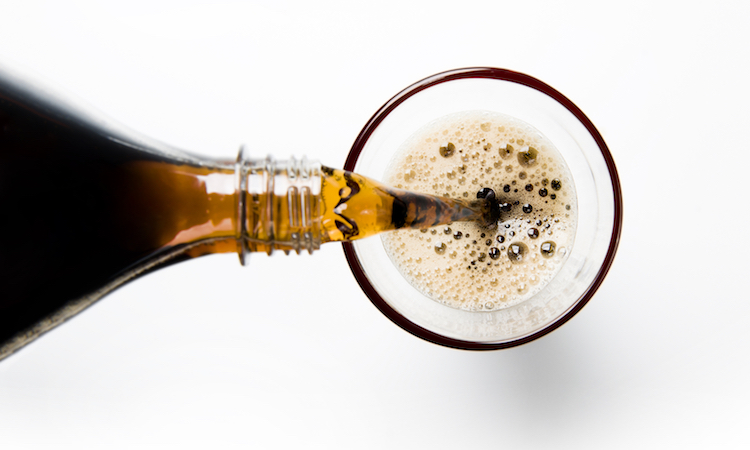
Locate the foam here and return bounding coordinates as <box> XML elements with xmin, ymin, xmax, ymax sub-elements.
<box><xmin>380</xmin><ymin>111</ymin><xmax>577</xmax><ymax>311</ymax></box>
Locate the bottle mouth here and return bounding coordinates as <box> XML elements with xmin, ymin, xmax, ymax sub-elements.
<box><xmin>342</xmin><ymin>67</ymin><xmax>623</xmax><ymax>350</ymax></box>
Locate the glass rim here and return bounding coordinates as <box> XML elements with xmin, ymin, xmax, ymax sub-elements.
<box><xmin>343</xmin><ymin>67</ymin><xmax>623</xmax><ymax>350</ymax></box>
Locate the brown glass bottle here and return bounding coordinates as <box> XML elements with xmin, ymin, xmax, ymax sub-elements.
<box><xmin>0</xmin><ymin>67</ymin><xmax>497</xmax><ymax>360</ymax></box>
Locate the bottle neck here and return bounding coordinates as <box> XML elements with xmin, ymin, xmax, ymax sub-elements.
<box><xmin>235</xmin><ymin>148</ymin><xmax>323</xmax><ymax>263</ymax></box>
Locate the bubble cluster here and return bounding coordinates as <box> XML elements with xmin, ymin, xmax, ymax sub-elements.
<box><xmin>381</xmin><ymin>111</ymin><xmax>577</xmax><ymax>312</ymax></box>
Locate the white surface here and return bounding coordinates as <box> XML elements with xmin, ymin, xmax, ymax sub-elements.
<box><xmin>0</xmin><ymin>1</ymin><xmax>748</xmax><ymax>448</ymax></box>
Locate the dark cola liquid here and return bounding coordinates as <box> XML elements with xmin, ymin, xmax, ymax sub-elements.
<box><xmin>0</xmin><ymin>72</ymin><xmax>236</xmax><ymax>355</ymax></box>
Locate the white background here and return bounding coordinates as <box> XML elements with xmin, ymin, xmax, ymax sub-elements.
<box><xmin>1</xmin><ymin>1</ymin><xmax>748</xmax><ymax>448</ymax></box>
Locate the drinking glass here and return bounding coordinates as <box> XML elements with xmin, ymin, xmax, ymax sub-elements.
<box><xmin>343</xmin><ymin>67</ymin><xmax>622</xmax><ymax>349</ymax></box>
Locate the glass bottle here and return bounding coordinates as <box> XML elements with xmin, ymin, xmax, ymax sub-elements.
<box><xmin>0</xmin><ymin>66</ymin><xmax>497</xmax><ymax>360</ymax></box>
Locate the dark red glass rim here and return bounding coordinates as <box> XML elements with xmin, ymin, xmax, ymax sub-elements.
<box><xmin>343</xmin><ymin>67</ymin><xmax>623</xmax><ymax>350</ymax></box>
